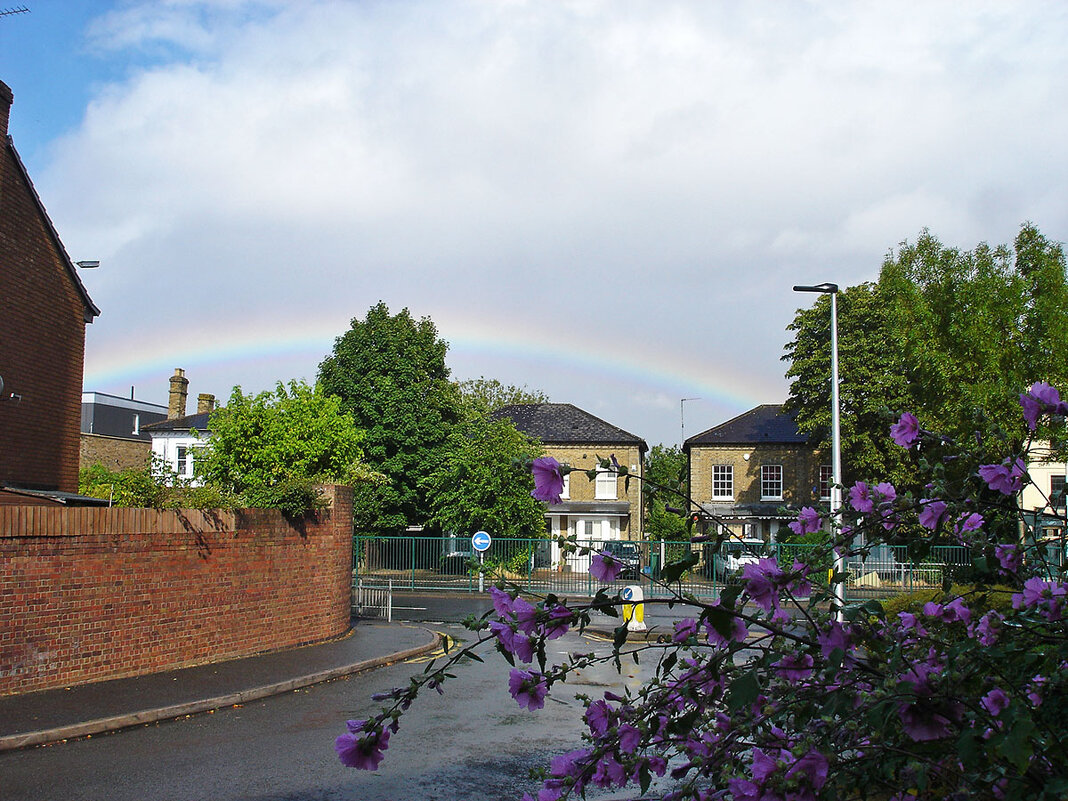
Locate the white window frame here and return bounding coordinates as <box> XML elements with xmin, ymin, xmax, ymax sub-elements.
<box><xmin>761</xmin><ymin>464</ymin><xmax>783</xmax><ymax>501</ymax></box>
<box><xmin>712</xmin><ymin>464</ymin><xmax>733</xmax><ymax>500</ymax></box>
<box><xmin>819</xmin><ymin>464</ymin><xmax>833</xmax><ymax>501</ymax></box>
<box><xmin>561</xmin><ymin>472</ymin><xmax>570</xmax><ymax>500</ymax></box>
<box><xmin>595</xmin><ymin>469</ymin><xmax>617</xmax><ymax>500</ymax></box>
<box><xmin>176</xmin><ymin>445</ymin><xmax>190</xmax><ymax>477</ymax></box>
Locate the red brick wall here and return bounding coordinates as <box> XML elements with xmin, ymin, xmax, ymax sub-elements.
<box><xmin>0</xmin><ymin>485</ymin><xmax>353</xmax><ymax>696</ymax></box>
<box><xmin>0</xmin><ymin>124</ymin><xmax>90</xmax><ymax>492</ymax></box>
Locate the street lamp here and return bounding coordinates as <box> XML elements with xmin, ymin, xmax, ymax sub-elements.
<box><xmin>793</xmin><ymin>282</ymin><xmax>844</xmax><ymax>620</ymax></box>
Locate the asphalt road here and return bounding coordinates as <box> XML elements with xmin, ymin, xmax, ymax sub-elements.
<box><xmin>0</xmin><ymin>625</ymin><xmax>658</xmax><ymax>801</ymax></box>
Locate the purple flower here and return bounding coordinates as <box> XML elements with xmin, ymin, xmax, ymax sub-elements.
<box><xmin>489</xmin><ymin>586</ymin><xmax>514</xmax><ymax>616</ymax></box>
<box><xmin>981</xmin><ymin>688</ymin><xmax>1010</xmax><ymax>717</ymax></box>
<box><xmin>742</xmin><ymin>558</ymin><xmax>783</xmax><ymax>612</ymax></box>
<box><xmin>543</xmin><ymin>603</ymin><xmax>573</xmax><ymax>639</ymax></box>
<box><xmin>789</xmin><ymin>506</ymin><xmax>822</xmax><ymax>536</ymax></box>
<box><xmin>590</xmin><ymin>551</ymin><xmax>623</xmax><ymax>582</ymax></box>
<box><xmin>955</xmin><ymin>512</ymin><xmax>984</xmax><ymax>534</ymax></box>
<box><xmin>995</xmin><ymin>543</ymin><xmax>1022</xmax><ymax>574</ymax></box>
<box><xmin>849</xmin><ymin>481</ymin><xmax>873</xmax><ymax>513</ymax></box>
<box><xmin>897</xmin><ymin>702</ymin><xmax>956</xmax><ymax>742</ymax></box>
<box><xmin>918</xmin><ymin>499</ymin><xmax>947</xmax><ymax>530</ymax></box>
<box><xmin>818</xmin><ymin>620</ymin><xmax>851</xmax><ymax>658</ymax></box>
<box><xmin>978</xmin><ymin>458</ymin><xmax>1027</xmax><ymax>495</ymax></box>
<box><xmin>772</xmin><ymin>652</ymin><xmax>814</xmax><ymax>681</ymax></box>
<box><xmin>874</xmin><ymin>482</ymin><xmax>897</xmax><ymax>503</ymax></box>
<box><xmin>585</xmin><ymin>699</ymin><xmax>613</xmax><ymax>736</ymax></box>
<box><xmin>973</xmin><ymin>610</ymin><xmax>1004</xmax><ymax>646</ymax></box>
<box><xmin>335</xmin><ymin>720</ymin><xmax>391</xmax><ymax>770</ymax></box>
<box><xmin>704</xmin><ymin>610</ymin><xmax>748</xmax><ymax>646</ymax></box>
<box><xmin>673</xmin><ymin>618</ymin><xmax>699</xmax><ymax>642</ymax></box>
<box><xmin>618</xmin><ymin>723</ymin><xmax>641</xmax><ymax>754</ymax></box>
<box><xmin>531</xmin><ymin>456</ymin><xmax>564</xmax><ymax>504</ymax></box>
<box><xmin>1020</xmin><ymin>381</ymin><xmax>1062</xmax><ymax>430</ymax></box>
<box><xmin>509</xmin><ymin>668</ymin><xmax>549</xmax><ymax>710</ymax></box>
<box><xmin>785</xmin><ymin>749</ymin><xmax>830</xmax><ymax>792</ymax></box>
<box><xmin>891</xmin><ymin>412</ymin><xmax>920</xmax><ymax>448</ymax></box>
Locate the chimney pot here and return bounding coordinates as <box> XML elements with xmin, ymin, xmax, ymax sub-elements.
<box><xmin>197</xmin><ymin>393</ymin><xmax>216</xmax><ymax>415</ymax></box>
<box><xmin>168</xmin><ymin>368</ymin><xmax>189</xmax><ymax>419</ymax></box>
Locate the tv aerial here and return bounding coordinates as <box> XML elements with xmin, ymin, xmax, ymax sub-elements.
<box><xmin>0</xmin><ymin>6</ymin><xmax>30</xmax><ymax>19</ymax></box>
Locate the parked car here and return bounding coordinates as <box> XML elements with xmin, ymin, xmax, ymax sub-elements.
<box><xmin>703</xmin><ymin>538</ymin><xmax>767</xmax><ymax>582</ymax></box>
<box><xmin>601</xmin><ymin>540</ymin><xmax>643</xmax><ymax>580</ymax></box>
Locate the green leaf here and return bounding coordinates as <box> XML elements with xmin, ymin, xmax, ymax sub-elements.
<box><xmin>727</xmin><ymin>670</ymin><xmax>760</xmax><ymax>713</ymax></box>
<box><xmin>613</xmin><ymin>625</ymin><xmax>629</xmax><ymax>651</ymax></box>
<box><xmin>660</xmin><ymin>549</ymin><xmax>699</xmax><ymax>584</ymax></box>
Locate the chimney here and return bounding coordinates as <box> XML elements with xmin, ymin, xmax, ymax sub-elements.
<box><xmin>0</xmin><ymin>81</ymin><xmax>12</xmax><ymax>140</ymax></box>
<box><xmin>168</xmin><ymin>368</ymin><xmax>189</xmax><ymax>419</ymax></box>
<box><xmin>197</xmin><ymin>393</ymin><xmax>216</xmax><ymax>415</ymax></box>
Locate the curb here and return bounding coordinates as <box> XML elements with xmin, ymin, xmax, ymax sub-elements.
<box><xmin>0</xmin><ymin>626</ymin><xmax>442</xmax><ymax>753</ymax></box>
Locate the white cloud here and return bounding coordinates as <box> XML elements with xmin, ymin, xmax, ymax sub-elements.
<box><xmin>36</xmin><ymin>0</ymin><xmax>1068</xmax><ymax>447</ymax></box>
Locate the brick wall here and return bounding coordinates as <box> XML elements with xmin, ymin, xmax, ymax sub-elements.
<box><xmin>79</xmin><ymin>434</ymin><xmax>152</xmax><ymax>473</ymax></box>
<box><xmin>0</xmin><ymin>485</ymin><xmax>353</xmax><ymax>696</ymax></box>
<box><xmin>1</xmin><ymin>88</ymin><xmax>92</xmax><ymax>493</ymax></box>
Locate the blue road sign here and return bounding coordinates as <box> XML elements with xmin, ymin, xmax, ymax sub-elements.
<box><xmin>621</xmin><ymin>586</ymin><xmax>633</xmax><ymax>601</ymax></box>
<box><xmin>472</xmin><ymin>531</ymin><xmax>492</xmax><ymax>552</ymax></box>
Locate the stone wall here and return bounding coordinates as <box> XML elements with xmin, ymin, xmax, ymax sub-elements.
<box><xmin>0</xmin><ymin>485</ymin><xmax>353</xmax><ymax>696</ymax></box>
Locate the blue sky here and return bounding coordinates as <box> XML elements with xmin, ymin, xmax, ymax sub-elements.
<box><xmin>3</xmin><ymin>1</ymin><xmax>1067</xmax><ymax>448</ymax></box>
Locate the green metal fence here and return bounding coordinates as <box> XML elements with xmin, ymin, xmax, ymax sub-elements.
<box><xmin>353</xmin><ymin>536</ymin><xmax>974</xmax><ymax>600</ymax></box>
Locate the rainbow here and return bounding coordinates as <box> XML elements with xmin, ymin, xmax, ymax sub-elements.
<box><xmin>83</xmin><ymin>310</ymin><xmax>778</xmax><ymax>411</ymax></box>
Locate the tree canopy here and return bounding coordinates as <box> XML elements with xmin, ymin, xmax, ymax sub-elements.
<box><xmin>643</xmin><ymin>444</ymin><xmax>690</xmax><ymax>540</ymax></box>
<box><xmin>456</xmin><ymin>376</ymin><xmax>549</xmax><ymax>418</ymax></box>
<box><xmin>196</xmin><ymin>380</ymin><xmax>372</xmax><ymax>515</ymax></box>
<box><xmin>784</xmin><ymin>223</ymin><xmax>1068</xmax><ymax>484</ymax></box>
<box><xmin>423</xmin><ymin>415</ymin><xmax>546</xmax><ymax>539</ymax></box>
<box><xmin>318</xmin><ymin>302</ymin><xmax>462</xmax><ymax>535</ymax></box>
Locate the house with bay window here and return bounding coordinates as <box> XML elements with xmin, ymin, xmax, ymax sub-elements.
<box><xmin>684</xmin><ymin>404</ymin><xmax>827</xmax><ymax>543</ymax></box>
<box><xmin>493</xmin><ymin>403</ymin><xmax>647</xmax><ymax>569</ymax></box>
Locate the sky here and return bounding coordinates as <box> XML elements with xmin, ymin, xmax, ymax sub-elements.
<box><xmin>2</xmin><ymin>1</ymin><xmax>1066</xmax><ymax>449</ymax></box>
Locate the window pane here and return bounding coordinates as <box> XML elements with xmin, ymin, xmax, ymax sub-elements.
<box><xmin>1052</xmin><ymin>475</ymin><xmax>1066</xmax><ymax>509</ymax></box>
<box><xmin>820</xmin><ymin>465</ymin><xmax>833</xmax><ymax>500</ymax></box>
<box><xmin>712</xmin><ymin>465</ymin><xmax>733</xmax><ymax>499</ymax></box>
<box><xmin>761</xmin><ymin>465</ymin><xmax>783</xmax><ymax>499</ymax></box>
<box><xmin>595</xmin><ymin>470</ymin><xmax>617</xmax><ymax>500</ymax></box>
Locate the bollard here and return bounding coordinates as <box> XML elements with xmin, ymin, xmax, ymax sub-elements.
<box><xmin>621</xmin><ymin>585</ymin><xmax>646</xmax><ymax>632</ymax></box>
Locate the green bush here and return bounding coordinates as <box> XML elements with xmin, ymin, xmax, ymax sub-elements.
<box><xmin>880</xmin><ymin>583</ymin><xmax>1018</xmax><ymax>619</ymax></box>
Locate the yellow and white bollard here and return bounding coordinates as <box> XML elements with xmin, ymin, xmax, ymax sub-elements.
<box><xmin>621</xmin><ymin>585</ymin><xmax>646</xmax><ymax>632</ymax></box>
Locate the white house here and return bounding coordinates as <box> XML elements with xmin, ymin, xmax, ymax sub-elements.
<box><xmin>142</xmin><ymin>369</ymin><xmax>215</xmax><ymax>482</ymax></box>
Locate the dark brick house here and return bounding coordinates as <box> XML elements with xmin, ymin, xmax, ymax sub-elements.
<box><xmin>0</xmin><ymin>80</ymin><xmax>101</xmax><ymax>501</ymax></box>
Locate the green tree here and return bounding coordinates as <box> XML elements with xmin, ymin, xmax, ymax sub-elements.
<box><xmin>643</xmin><ymin>444</ymin><xmax>689</xmax><ymax>540</ymax></box>
<box><xmin>318</xmin><ymin>302</ymin><xmax>462</xmax><ymax>535</ymax></box>
<box><xmin>423</xmin><ymin>415</ymin><xmax>546</xmax><ymax>539</ymax></box>
<box><xmin>456</xmin><ymin>376</ymin><xmax>549</xmax><ymax>418</ymax></box>
<box><xmin>784</xmin><ymin>223</ymin><xmax>1068</xmax><ymax>484</ymax></box>
<box><xmin>195</xmin><ymin>380</ymin><xmax>371</xmax><ymax>515</ymax></box>
<box><xmin>783</xmin><ymin>282</ymin><xmax>913</xmax><ymax>487</ymax></box>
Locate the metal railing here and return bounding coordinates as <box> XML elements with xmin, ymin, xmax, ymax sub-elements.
<box><xmin>353</xmin><ymin>578</ymin><xmax>393</xmax><ymax>621</ymax></box>
<box><xmin>353</xmin><ymin>536</ymin><xmax>975</xmax><ymax>601</ymax></box>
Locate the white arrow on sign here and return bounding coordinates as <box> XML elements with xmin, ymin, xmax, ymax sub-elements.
<box><xmin>472</xmin><ymin>531</ymin><xmax>492</xmax><ymax>552</ymax></box>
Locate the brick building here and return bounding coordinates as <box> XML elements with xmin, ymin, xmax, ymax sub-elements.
<box><xmin>80</xmin><ymin>391</ymin><xmax>168</xmax><ymax>472</ymax></box>
<box><xmin>493</xmin><ymin>402</ymin><xmax>647</xmax><ymax>543</ymax></box>
<box><xmin>0</xmin><ymin>80</ymin><xmax>100</xmax><ymax>501</ymax></box>
<box><xmin>685</xmin><ymin>404</ymin><xmax>827</xmax><ymax>543</ymax></box>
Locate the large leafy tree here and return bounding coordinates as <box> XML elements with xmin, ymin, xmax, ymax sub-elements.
<box><xmin>423</xmin><ymin>415</ymin><xmax>546</xmax><ymax>539</ymax></box>
<box><xmin>643</xmin><ymin>444</ymin><xmax>689</xmax><ymax>540</ymax></box>
<box><xmin>784</xmin><ymin>223</ymin><xmax>1068</xmax><ymax>484</ymax></box>
<box><xmin>318</xmin><ymin>302</ymin><xmax>461</xmax><ymax>535</ymax></box>
<box><xmin>195</xmin><ymin>380</ymin><xmax>372</xmax><ymax>514</ymax></box>
<box><xmin>456</xmin><ymin>376</ymin><xmax>549</xmax><ymax>418</ymax></box>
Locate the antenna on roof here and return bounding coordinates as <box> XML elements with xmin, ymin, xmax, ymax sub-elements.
<box><xmin>0</xmin><ymin>6</ymin><xmax>30</xmax><ymax>19</ymax></box>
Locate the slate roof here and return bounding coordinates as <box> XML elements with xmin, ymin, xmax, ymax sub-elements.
<box><xmin>492</xmin><ymin>403</ymin><xmax>647</xmax><ymax>452</ymax></box>
<box><xmin>141</xmin><ymin>411</ymin><xmax>212</xmax><ymax>433</ymax></box>
<box><xmin>684</xmin><ymin>404</ymin><xmax>807</xmax><ymax>448</ymax></box>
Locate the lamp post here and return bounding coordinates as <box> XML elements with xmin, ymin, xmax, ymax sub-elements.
<box><xmin>793</xmin><ymin>282</ymin><xmax>844</xmax><ymax>620</ymax></box>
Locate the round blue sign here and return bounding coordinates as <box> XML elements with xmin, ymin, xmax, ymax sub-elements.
<box><xmin>621</xmin><ymin>586</ymin><xmax>633</xmax><ymax>601</ymax></box>
<box><xmin>472</xmin><ymin>531</ymin><xmax>492</xmax><ymax>552</ymax></box>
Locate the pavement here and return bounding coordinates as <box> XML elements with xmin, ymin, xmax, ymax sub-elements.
<box><xmin>0</xmin><ymin>620</ymin><xmax>440</xmax><ymax>753</ymax></box>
